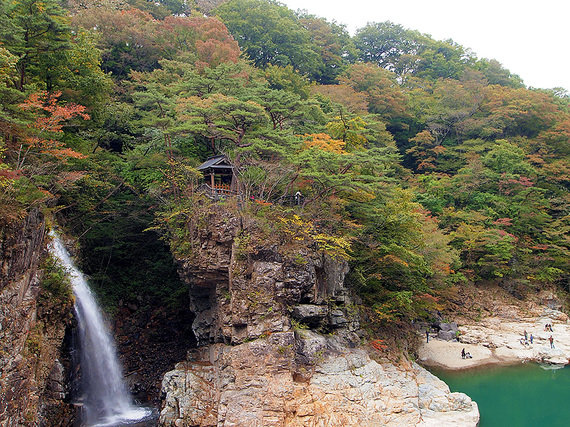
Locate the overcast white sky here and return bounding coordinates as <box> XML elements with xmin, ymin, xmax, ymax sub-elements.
<box><xmin>280</xmin><ymin>0</ymin><xmax>570</xmax><ymax>91</ymax></box>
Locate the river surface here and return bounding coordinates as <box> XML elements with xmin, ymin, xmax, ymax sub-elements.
<box><xmin>431</xmin><ymin>363</ymin><xmax>570</xmax><ymax>427</ymax></box>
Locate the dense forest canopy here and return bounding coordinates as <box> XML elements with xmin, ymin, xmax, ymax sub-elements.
<box><xmin>1</xmin><ymin>0</ymin><xmax>568</xmax><ymax>320</ymax></box>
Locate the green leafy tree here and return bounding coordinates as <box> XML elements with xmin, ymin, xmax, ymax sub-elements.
<box><xmin>53</xmin><ymin>29</ymin><xmax>112</xmax><ymax>109</ymax></box>
<box><xmin>354</xmin><ymin>21</ymin><xmax>419</xmax><ymax>72</ymax></box>
<box><xmin>253</xmin><ymin>87</ymin><xmax>304</xmax><ymax>131</ymax></box>
<box><xmin>0</xmin><ymin>47</ymin><xmax>24</xmax><ymax>140</ymax></box>
<box><xmin>481</xmin><ymin>140</ymin><xmax>535</xmax><ymax>177</ymax></box>
<box><xmin>175</xmin><ymin>93</ymin><xmax>270</xmax><ymax>149</ymax></box>
<box><xmin>349</xmin><ymin>188</ymin><xmax>457</xmax><ymax>322</ymax></box>
<box><xmin>326</xmin><ymin>114</ymin><xmax>368</xmax><ymax>150</ymax></box>
<box><xmin>215</xmin><ymin>0</ymin><xmax>321</xmax><ymax>78</ymax></box>
<box><xmin>414</xmin><ymin>37</ymin><xmax>472</xmax><ymax>80</ymax></box>
<box><xmin>127</xmin><ymin>0</ymin><xmax>191</xmax><ymax>18</ymax></box>
<box><xmin>297</xmin><ymin>13</ymin><xmax>357</xmax><ymax>84</ymax></box>
<box><xmin>264</xmin><ymin>64</ymin><xmax>312</xmax><ymax>99</ymax></box>
<box><xmin>475</xmin><ymin>58</ymin><xmax>524</xmax><ymax>89</ymax></box>
<box><xmin>355</xmin><ymin>21</ymin><xmax>473</xmax><ymax>82</ymax></box>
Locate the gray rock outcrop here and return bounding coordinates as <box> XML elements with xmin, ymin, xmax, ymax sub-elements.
<box><xmin>175</xmin><ymin>204</ymin><xmax>356</xmax><ymax>347</ymax></box>
<box><xmin>159</xmin><ymin>332</ymin><xmax>479</xmax><ymax>426</ymax></box>
<box><xmin>160</xmin><ymin>204</ymin><xmax>479</xmax><ymax>426</ymax></box>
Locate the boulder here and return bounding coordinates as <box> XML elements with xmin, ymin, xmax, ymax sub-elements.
<box><xmin>175</xmin><ymin>206</ymin><xmax>355</xmax><ymax>345</ymax></box>
<box><xmin>540</xmin><ymin>308</ymin><xmax>568</xmax><ymax>323</ymax></box>
<box><xmin>161</xmin><ymin>205</ymin><xmax>479</xmax><ymax>426</ymax></box>
<box><xmin>438</xmin><ymin>330</ymin><xmax>456</xmax><ymax>341</ymax></box>
<box><xmin>439</xmin><ymin>322</ymin><xmax>459</xmax><ymax>333</ymax></box>
<box><xmin>291</xmin><ymin>304</ymin><xmax>327</xmax><ymax>326</ymax></box>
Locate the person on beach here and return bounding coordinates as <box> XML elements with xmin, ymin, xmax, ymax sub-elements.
<box><xmin>530</xmin><ymin>334</ymin><xmax>533</xmax><ymax>344</ymax></box>
<box><xmin>524</xmin><ymin>330</ymin><xmax>528</xmax><ymax>341</ymax></box>
<box><xmin>461</xmin><ymin>348</ymin><xmax>466</xmax><ymax>359</ymax></box>
<box><xmin>426</xmin><ymin>329</ymin><xmax>429</xmax><ymax>343</ymax></box>
<box><xmin>549</xmin><ymin>335</ymin><xmax>554</xmax><ymax>348</ymax></box>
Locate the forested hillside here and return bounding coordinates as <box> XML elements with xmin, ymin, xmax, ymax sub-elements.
<box><xmin>1</xmin><ymin>0</ymin><xmax>568</xmax><ymax>323</ymax></box>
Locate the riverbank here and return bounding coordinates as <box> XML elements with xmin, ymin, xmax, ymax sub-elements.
<box><xmin>417</xmin><ymin>307</ymin><xmax>570</xmax><ymax>370</ymax></box>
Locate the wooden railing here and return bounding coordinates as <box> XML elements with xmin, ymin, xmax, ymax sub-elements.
<box><xmin>214</xmin><ymin>183</ymin><xmax>231</xmax><ymax>192</ymax></box>
<box><xmin>198</xmin><ymin>183</ymin><xmax>237</xmax><ymax>200</ymax></box>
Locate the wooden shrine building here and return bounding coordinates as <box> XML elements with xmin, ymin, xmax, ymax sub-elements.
<box><xmin>197</xmin><ymin>155</ymin><xmax>235</xmax><ymax>193</ymax></box>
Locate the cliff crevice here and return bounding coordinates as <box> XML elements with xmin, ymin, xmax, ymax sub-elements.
<box><xmin>175</xmin><ymin>204</ymin><xmax>356</xmax><ymax>347</ymax></box>
<box><xmin>159</xmin><ymin>205</ymin><xmax>479</xmax><ymax>426</ymax></box>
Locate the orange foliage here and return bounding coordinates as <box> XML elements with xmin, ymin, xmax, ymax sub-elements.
<box><xmin>407</xmin><ymin>130</ymin><xmax>445</xmax><ymax>170</ymax></box>
<box><xmin>470</xmin><ymin>85</ymin><xmax>559</xmax><ymax>138</ymax></box>
<box><xmin>56</xmin><ymin>171</ymin><xmax>86</xmax><ymax>186</ymax></box>
<box><xmin>0</xmin><ymin>169</ymin><xmax>22</xmax><ymax>180</ymax></box>
<box><xmin>18</xmin><ymin>91</ymin><xmax>89</xmax><ymax>163</ymax></box>
<box><xmin>340</xmin><ymin>63</ymin><xmax>408</xmax><ymax>119</ymax></box>
<box><xmin>380</xmin><ymin>254</ymin><xmax>409</xmax><ymax>267</ymax></box>
<box><xmin>162</xmin><ymin>16</ymin><xmax>240</xmax><ymax>70</ymax></box>
<box><xmin>370</xmin><ymin>339</ymin><xmax>387</xmax><ymax>351</ymax></box>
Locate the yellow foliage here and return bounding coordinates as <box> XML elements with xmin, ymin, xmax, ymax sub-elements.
<box><xmin>326</xmin><ymin>115</ymin><xmax>368</xmax><ymax>149</ymax></box>
<box><xmin>280</xmin><ymin>215</ymin><xmax>352</xmax><ymax>260</ymax></box>
<box><xmin>301</xmin><ymin>133</ymin><xmax>347</xmax><ymax>154</ymax></box>
<box><xmin>313</xmin><ymin>233</ymin><xmax>352</xmax><ymax>261</ymax></box>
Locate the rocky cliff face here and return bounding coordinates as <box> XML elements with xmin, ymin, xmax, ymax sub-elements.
<box><xmin>176</xmin><ymin>205</ymin><xmax>357</xmax><ymax>348</ymax></box>
<box><xmin>159</xmin><ymin>205</ymin><xmax>479</xmax><ymax>426</ymax></box>
<box><xmin>0</xmin><ymin>211</ymin><xmax>74</xmax><ymax>426</ymax></box>
<box><xmin>161</xmin><ymin>335</ymin><xmax>479</xmax><ymax>426</ymax></box>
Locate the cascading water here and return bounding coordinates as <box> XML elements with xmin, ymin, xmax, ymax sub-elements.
<box><xmin>49</xmin><ymin>232</ymin><xmax>152</xmax><ymax>426</ymax></box>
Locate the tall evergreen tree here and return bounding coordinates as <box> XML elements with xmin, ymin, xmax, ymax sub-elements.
<box><xmin>2</xmin><ymin>0</ymin><xmax>71</xmax><ymax>91</ymax></box>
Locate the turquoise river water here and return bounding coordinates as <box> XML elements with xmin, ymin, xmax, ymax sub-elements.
<box><xmin>431</xmin><ymin>363</ymin><xmax>570</xmax><ymax>426</ymax></box>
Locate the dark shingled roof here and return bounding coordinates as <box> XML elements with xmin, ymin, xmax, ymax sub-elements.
<box><xmin>197</xmin><ymin>155</ymin><xmax>233</xmax><ymax>171</ymax></box>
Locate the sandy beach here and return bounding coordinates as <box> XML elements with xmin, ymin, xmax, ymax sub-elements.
<box><xmin>417</xmin><ymin>308</ymin><xmax>570</xmax><ymax>370</ymax></box>
<box><xmin>417</xmin><ymin>338</ymin><xmax>519</xmax><ymax>370</ymax></box>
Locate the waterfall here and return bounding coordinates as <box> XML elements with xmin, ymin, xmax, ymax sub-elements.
<box><xmin>49</xmin><ymin>232</ymin><xmax>152</xmax><ymax>426</ymax></box>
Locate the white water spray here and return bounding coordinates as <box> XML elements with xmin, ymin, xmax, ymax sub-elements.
<box><xmin>49</xmin><ymin>232</ymin><xmax>151</xmax><ymax>426</ymax></box>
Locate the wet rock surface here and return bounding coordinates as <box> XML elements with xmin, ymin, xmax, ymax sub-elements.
<box><xmin>113</xmin><ymin>303</ymin><xmax>197</xmax><ymax>407</ymax></box>
<box><xmin>0</xmin><ymin>211</ymin><xmax>75</xmax><ymax>426</ymax></box>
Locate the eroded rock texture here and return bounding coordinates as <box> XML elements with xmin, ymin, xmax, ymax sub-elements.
<box><xmin>159</xmin><ymin>205</ymin><xmax>479</xmax><ymax>426</ymax></box>
<box><xmin>160</xmin><ymin>333</ymin><xmax>479</xmax><ymax>426</ymax></box>
<box><xmin>176</xmin><ymin>205</ymin><xmax>356</xmax><ymax>347</ymax></box>
<box><xmin>0</xmin><ymin>211</ymin><xmax>74</xmax><ymax>426</ymax></box>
